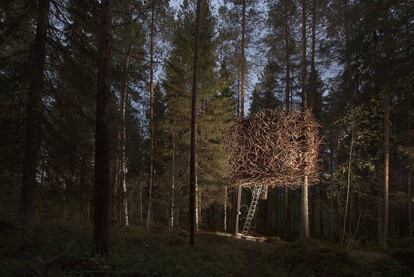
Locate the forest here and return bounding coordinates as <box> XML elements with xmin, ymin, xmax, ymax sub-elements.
<box><xmin>1</xmin><ymin>0</ymin><xmax>414</xmax><ymax>276</ymax></box>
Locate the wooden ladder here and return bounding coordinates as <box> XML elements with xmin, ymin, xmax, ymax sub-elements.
<box><xmin>241</xmin><ymin>185</ymin><xmax>263</xmax><ymax>235</ymax></box>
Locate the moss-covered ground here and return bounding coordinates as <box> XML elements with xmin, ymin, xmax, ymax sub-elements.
<box><xmin>0</xmin><ymin>220</ymin><xmax>412</xmax><ymax>276</ymax></box>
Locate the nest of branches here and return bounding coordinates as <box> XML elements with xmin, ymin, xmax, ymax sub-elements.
<box><xmin>224</xmin><ymin>109</ymin><xmax>321</xmax><ymax>188</ymax></box>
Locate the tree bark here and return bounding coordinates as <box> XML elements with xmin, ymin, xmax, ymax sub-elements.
<box><xmin>408</xmin><ymin>170</ymin><xmax>412</xmax><ymax>237</ymax></box>
<box><xmin>319</xmin><ymin>187</ymin><xmax>324</xmax><ymax>238</ymax></box>
<box><xmin>341</xmin><ymin>131</ymin><xmax>354</xmax><ymax>245</ymax></box>
<box><xmin>234</xmin><ymin>0</ymin><xmax>246</xmax><ymax>236</ymax></box>
<box><xmin>119</xmin><ymin>52</ymin><xmax>130</xmax><ymax>227</ymax></box>
<box><xmin>383</xmin><ymin>93</ymin><xmax>390</xmax><ymax>248</ymax></box>
<box><xmin>146</xmin><ymin>1</ymin><xmax>156</xmax><ymax>230</ymax></box>
<box><xmin>79</xmin><ymin>157</ymin><xmax>87</xmax><ymax>224</ymax></box>
<box><xmin>189</xmin><ymin>0</ymin><xmax>201</xmax><ymax>245</ymax></box>
<box><xmin>169</xmin><ymin>129</ymin><xmax>176</xmax><ymax>229</ymax></box>
<box><xmin>301</xmin><ymin>176</ymin><xmax>310</xmax><ymax>240</ymax></box>
<box><xmin>300</xmin><ymin>0</ymin><xmax>310</xmax><ymax>241</ymax></box>
<box><xmin>224</xmin><ymin>186</ymin><xmax>227</xmax><ymax>231</ymax></box>
<box><xmin>140</xmin><ymin>170</ymin><xmax>143</xmax><ymax>222</ymax></box>
<box><xmin>282</xmin><ymin>0</ymin><xmax>291</xmax><ymax>239</ymax></box>
<box><xmin>21</xmin><ymin>0</ymin><xmax>50</xmax><ymax>235</ymax></box>
<box><xmin>94</xmin><ymin>0</ymin><xmax>113</xmax><ymax>257</ymax></box>
<box><xmin>329</xmin><ymin>146</ymin><xmax>335</xmax><ymax>241</ymax></box>
<box><xmin>309</xmin><ymin>0</ymin><xmax>317</xmax><ymax>112</ymax></box>
<box><xmin>301</xmin><ymin>0</ymin><xmax>308</xmax><ymax>109</ymax></box>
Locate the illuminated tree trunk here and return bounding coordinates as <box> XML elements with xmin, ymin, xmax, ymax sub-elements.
<box><xmin>300</xmin><ymin>0</ymin><xmax>310</xmax><ymax>241</ymax></box>
<box><xmin>196</xmin><ymin>183</ymin><xmax>200</xmax><ymax>231</ymax></box>
<box><xmin>146</xmin><ymin>1</ymin><xmax>155</xmax><ymax>230</ymax></box>
<box><xmin>282</xmin><ymin>0</ymin><xmax>291</xmax><ymax>239</ymax></box>
<box><xmin>301</xmin><ymin>175</ymin><xmax>310</xmax><ymax>240</ymax></box>
<box><xmin>189</xmin><ymin>0</ymin><xmax>201</xmax><ymax>245</ymax></box>
<box><xmin>119</xmin><ymin>52</ymin><xmax>130</xmax><ymax>227</ymax></box>
<box><xmin>21</xmin><ymin>0</ymin><xmax>50</xmax><ymax>235</ymax></box>
<box><xmin>94</xmin><ymin>0</ymin><xmax>113</xmax><ymax>256</ymax></box>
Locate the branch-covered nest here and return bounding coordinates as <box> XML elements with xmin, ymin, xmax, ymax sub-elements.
<box><xmin>224</xmin><ymin>109</ymin><xmax>321</xmax><ymax>188</ymax></box>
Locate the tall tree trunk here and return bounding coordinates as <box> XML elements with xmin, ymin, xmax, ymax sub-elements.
<box><xmin>300</xmin><ymin>0</ymin><xmax>310</xmax><ymax>241</ymax></box>
<box><xmin>169</xmin><ymin>129</ymin><xmax>176</xmax><ymax>229</ymax></box>
<box><xmin>319</xmin><ymin>187</ymin><xmax>324</xmax><ymax>238</ymax></box>
<box><xmin>79</xmin><ymin>157</ymin><xmax>87</xmax><ymax>224</ymax></box>
<box><xmin>196</xmin><ymin>185</ymin><xmax>201</xmax><ymax>230</ymax></box>
<box><xmin>282</xmin><ymin>0</ymin><xmax>291</xmax><ymax>239</ymax></box>
<box><xmin>309</xmin><ymin>0</ymin><xmax>317</xmax><ymax>112</ymax></box>
<box><xmin>112</xmin><ymin>141</ymin><xmax>119</xmax><ymax>224</ymax></box>
<box><xmin>408</xmin><ymin>170</ymin><xmax>412</xmax><ymax>237</ymax></box>
<box><xmin>329</xmin><ymin>145</ymin><xmax>335</xmax><ymax>241</ymax></box>
<box><xmin>21</xmin><ymin>0</ymin><xmax>50</xmax><ymax>235</ymax></box>
<box><xmin>301</xmin><ymin>176</ymin><xmax>310</xmax><ymax>240</ymax></box>
<box><xmin>195</xmin><ymin>157</ymin><xmax>199</xmax><ymax>230</ymax></box>
<box><xmin>341</xmin><ymin>131</ymin><xmax>354</xmax><ymax>245</ymax></box>
<box><xmin>146</xmin><ymin>2</ymin><xmax>156</xmax><ymax>230</ymax></box>
<box><xmin>140</xmin><ymin>170</ymin><xmax>143</xmax><ymax>222</ymax></box>
<box><xmin>224</xmin><ymin>186</ymin><xmax>227</xmax><ymax>231</ymax></box>
<box><xmin>62</xmin><ymin>180</ymin><xmax>67</xmax><ymax>221</ymax></box>
<box><xmin>383</xmin><ymin>93</ymin><xmax>390</xmax><ymax>248</ymax></box>
<box><xmin>189</xmin><ymin>0</ymin><xmax>201</xmax><ymax>245</ymax></box>
<box><xmin>119</xmin><ymin>52</ymin><xmax>130</xmax><ymax>227</ymax></box>
<box><xmin>94</xmin><ymin>0</ymin><xmax>113</xmax><ymax>257</ymax></box>
<box><xmin>234</xmin><ymin>0</ymin><xmax>246</xmax><ymax>236</ymax></box>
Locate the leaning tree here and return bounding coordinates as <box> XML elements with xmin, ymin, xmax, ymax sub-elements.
<box><xmin>224</xmin><ymin>109</ymin><xmax>321</xmax><ymax>235</ymax></box>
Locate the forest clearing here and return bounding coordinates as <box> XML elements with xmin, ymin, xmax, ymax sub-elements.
<box><xmin>1</xmin><ymin>0</ymin><xmax>414</xmax><ymax>275</ymax></box>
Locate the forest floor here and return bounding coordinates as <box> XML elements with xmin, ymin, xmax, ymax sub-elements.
<box><xmin>0</xmin><ymin>220</ymin><xmax>413</xmax><ymax>276</ymax></box>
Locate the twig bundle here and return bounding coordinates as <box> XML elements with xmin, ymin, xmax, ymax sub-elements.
<box><xmin>224</xmin><ymin>109</ymin><xmax>321</xmax><ymax>188</ymax></box>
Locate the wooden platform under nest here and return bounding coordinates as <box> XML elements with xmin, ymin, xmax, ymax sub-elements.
<box><xmin>211</xmin><ymin>231</ymin><xmax>271</xmax><ymax>243</ymax></box>
<box><xmin>234</xmin><ymin>233</ymin><xmax>268</xmax><ymax>242</ymax></box>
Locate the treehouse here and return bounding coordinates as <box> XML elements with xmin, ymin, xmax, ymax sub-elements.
<box><xmin>224</xmin><ymin>109</ymin><xmax>321</xmax><ymax>235</ymax></box>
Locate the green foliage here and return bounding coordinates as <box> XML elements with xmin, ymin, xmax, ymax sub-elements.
<box><xmin>159</xmin><ymin>1</ymin><xmax>236</xmax><ymax>212</ymax></box>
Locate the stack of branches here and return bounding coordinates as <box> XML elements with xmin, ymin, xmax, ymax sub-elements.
<box><xmin>224</xmin><ymin>109</ymin><xmax>321</xmax><ymax>188</ymax></box>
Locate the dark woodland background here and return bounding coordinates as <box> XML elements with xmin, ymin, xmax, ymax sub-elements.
<box><xmin>0</xmin><ymin>0</ymin><xmax>414</xmax><ymax>275</ymax></box>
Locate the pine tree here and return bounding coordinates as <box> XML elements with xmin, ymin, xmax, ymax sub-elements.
<box><xmin>94</xmin><ymin>0</ymin><xmax>113</xmax><ymax>256</ymax></box>
<box><xmin>21</xmin><ymin>0</ymin><xmax>50</xmax><ymax>234</ymax></box>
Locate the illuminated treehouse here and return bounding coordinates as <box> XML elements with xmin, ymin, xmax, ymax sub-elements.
<box><xmin>224</xmin><ymin>109</ymin><xmax>321</xmax><ymax>235</ymax></box>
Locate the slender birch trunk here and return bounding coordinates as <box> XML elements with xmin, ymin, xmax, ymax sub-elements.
<box><xmin>341</xmin><ymin>131</ymin><xmax>354</xmax><ymax>245</ymax></box>
<box><xmin>119</xmin><ymin>52</ymin><xmax>130</xmax><ymax>226</ymax></box>
<box><xmin>189</xmin><ymin>0</ymin><xmax>201</xmax><ymax>245</ymax></box>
